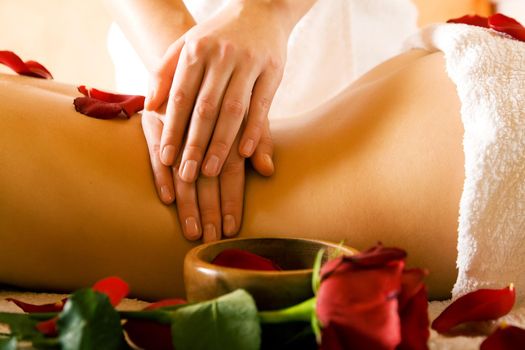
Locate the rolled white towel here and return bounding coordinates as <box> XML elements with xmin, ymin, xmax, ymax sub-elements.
<box><xmin>408</xmin><ymin>23</ymin><xmax>525</xmax><ymax>301</ymax></box>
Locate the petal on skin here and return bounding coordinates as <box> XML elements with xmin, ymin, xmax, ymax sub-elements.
<box><xmin>124</xmin><ymin>299</ymin><xmax>186</xmax><ymax>350</ymax></box>
<box><xmin>75</xmin><ymin>85</ymin><xmax>145</xmax><ymax>119</ymax></box>
<box><xmin>447</xmin><ymin>14</ymin><xmax>489</xmax><ymax>28</ymax></box>
<box><xmin>0</xmin><ymin>51</ymin><xmax>53</xmax><ymax>79</ymax></box>
<box><xmin>6</xmin><ymin>298</ymin><xmax>66</xmax><ymax>313</ymax></box>
<box><xmin>92</xmin><ymin>276</ymin><xmax>130</xmax><ymax>307</ymax></box>
<box><xmin>480</xmin><ymin>324</ymin><xmax>525</xmax><ymax>350</ymax></box>
<box><xmin>317</xmin><ymin>244</ymin><xmax>406</xmax><ymax>349</ymax></box>
<box><xmin>488</xmin><ymin>14</ymin><xmax>525</xmax><ymax>42</ymax></box>
<box><xmin>211</xmin><ymin>248</ymin><xmax>281</xmax><ymax>271</ymax></box>
<box><xmin>431</xmin><ymin>285</ymin><xmax>516</xmax><ymax>334</ymax></box>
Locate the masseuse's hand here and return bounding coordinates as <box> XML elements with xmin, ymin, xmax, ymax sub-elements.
<box><xmin>143</xmin><ymin>108</ymin><xmax>274</xmax><ymax>241</ymax></box>
<box><xmin>145</xmin><ymin>0</ymin><xmax>290</xmax><ymax>184</ymax></box>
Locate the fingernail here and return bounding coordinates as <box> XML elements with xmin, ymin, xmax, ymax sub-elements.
<box><xmin>204</xmin><ymin>155</ymin><xmax>220</xmax><ymax>176</ymax></box>
<box><xmin>161</xmin><ymin>145</ymin><xmax>175</xmax><ymax>165</ymax></box>
<box><xmin>241</xmin><ymin>139</ymin><xmax>254</xmax><ymax>156</ymax></box>
<box><xmin>203</xmin><ymin>224</ymin><xmax>218</xmax><ymax>243</ymax></box>
<box><xmin>160</xmin><ymin>185</ymin><xmax>173</xmax><ymax>203</ymax></box>
<box><xmin>181</xmin><ymin>160</ymin><xmax>198</xmax><ymax>182</ymax></box>
<box><xmin>223</xmin><ymin>215</ymin><xmax>236</xmax><ymax>236</ymax></box>
<box><xmin>264</xmin><ymin>154</ymin><xmax>274</xmax><ymax>172</ymax></box>
<box><xmin>185</xmin><ymin>216</ymin><xmax>200</xmax><ymax>239</ymax></box>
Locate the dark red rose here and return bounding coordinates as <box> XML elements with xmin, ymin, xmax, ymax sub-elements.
<box><xmin>316</xmin><ymin>244</ymin><xmax>428</xmax><ymax>350</ymax></box>
<box><xmin>480</xmin><ymin>324</ymin><xmax>525</xmax><ymax>350</ymax></box>
<box><xmin>124</xmin><ymin>298</ymin><xmax>186</xmax><ymax>350</ymax></box>
<box><xmin>432</xmin><ymin>285</ymin><xmax>516</xmax><ymax>333</ymax></box>
<box><xmin>397</xmin><ymin>269</ymin><xmax>429</xmax><ymax>350</ymax></box>
<box><xmin>0</xmin><ymin>51</ymin><xmax>53</xmax><ymax>79</ymax></box>
<box><xmin>74</xmin><ymin>85</ymin><xmax>145</xmax><ymax>119</ymax></box>
<box><xmin>211</xmin><ymin>248</ymin><xmax>281</xmax><ymax>271</ymax></box>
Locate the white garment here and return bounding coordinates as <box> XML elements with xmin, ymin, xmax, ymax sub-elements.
<box><xmin>408</xmin><ymin>24</ymin><xmax>525</xmax><ymax>301</ymax></box>
<box><xmin>107</xmin><ymin>0</ymin><xmax>418</xmax><ymax>118</ymax></box>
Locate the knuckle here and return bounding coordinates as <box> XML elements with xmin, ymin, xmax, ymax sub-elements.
<box><xmin>209</xmin><ymin>141</ymin><xmax>230</xmax><ymax>159</ymax></box>
<box><xmin>221</xmin><ymin>159</ymin><xmax>244</xmax><ymax>175</ymax></box>
<box><xmin>267</xmin><ymin>55</ymin><xmax>284</xmax><ymax>72</ymax></box>
<box><xmin>241</xmin><ymin>48</ymin><xmax>256</xmax><ymax>63</ymax></box>
<box><xmin>170</xmin><ymin>89</ymin><xmax>189</xmax><ymax>109</ymax></box>
<box><xmin>223</xmin><ymin>98</ymin><xmax>245</xmax><ymax>118</ymax></box>
<box><xmin>218</xmin><ymin>41</ymin><xmax>235</xmax><ymax>61</ymax></box>
<box><xmin>257</xmin><ymin>96</ymin><xmax>272</xmax><ymax>112</ymax></box>
<box><xmin>221</xmin><ymin>199</ymin><xmax>241</xmax><ymax>214</ymax></box>
<box><xmin>185</xmin><ymin>36</ymin><xmax>210</xmax><ymax>58</ymax></box>
<box><xmin>183</xmin><ymin>144</ymin><xmax>205</xmax><ymax>159</ymax></box>
<box><xmin>196</xmin><ymin>97</ymin><xmax>218</xmax><ymax>122</ymax></box>
<box><xmin>199</xmin><ymin>206</ymin><xmax>220</xmax><ymax>221</ymax></box>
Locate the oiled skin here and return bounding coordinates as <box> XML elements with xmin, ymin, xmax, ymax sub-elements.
<box><xmin>0</xmin><ymin>50</ymin><xmax>464</xmax><ymax>300</ymax></box>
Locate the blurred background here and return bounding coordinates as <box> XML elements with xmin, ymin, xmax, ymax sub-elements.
<box><xmin>0</xmin><ymin>0</ymin><xmax>524</xmax><ymax>93</ymax></box>
<box><xmin>0</xmin><ymin>0</ymin><xmax>115</xmax><ymax>89</ymax></box>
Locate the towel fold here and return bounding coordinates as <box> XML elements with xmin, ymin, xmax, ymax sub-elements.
<box><xmin>408</xmin><ymin>24</ymin><xmax>525</xmax><ymax>301</ymax></box>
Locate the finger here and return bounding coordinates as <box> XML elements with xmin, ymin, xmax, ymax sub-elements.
<box><xmin>250</xmin><ymin>118</ymin><xmax>274</xmax><ymax>177</ymax></box>
<box><xmin>201</xmin><ymin>68</ymin><xmax>256</xmax><ymax>177</ymax></box>
<box><xmin>145</xmin><ymin>38</ymin><xmax>185</xmax><ymax>111</ymax></box>
<box><xmin>141</xmin><ymin>111</ymin><xmax>175</xmax><ymax>204</ymax></box>
<box><xmin>160</xmin><ymin>45</ymin><xmax>206</xmax><ymax>166</ymax></box>
<box><xmin>220</xmin><ymin>137</ymin><xmax>245</xmax><ymax>237</ymax></box>
<box><xmin>197</xmin><ymin>176</ymin><xmax>222</xmax><ymax>243</ymax></box>
<box><xmin>239</xmin><ymin>69</ymin><xmax>281</xmax><ymax>157</ymax></box>
<box><xmin>174</xmin><ymin>161</ymin><xmax>202</xmax><ymax>241</ymax></box>
<box><xmin>178</xmin><ymin>62</ymin><xmax>233</xmax><ymax>183</ymax></box>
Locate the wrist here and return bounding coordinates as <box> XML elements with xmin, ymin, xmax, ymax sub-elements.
<box><xmin>231</xmin><ymin>0</ymin><xmax>315</xmax><ymax>34</ymax></box>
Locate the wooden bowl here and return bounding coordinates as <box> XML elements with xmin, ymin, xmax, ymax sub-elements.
<box><xmin>184</xmin><ymin>237</ymin><xmax>358</xmax><ymax>310</ymax></box>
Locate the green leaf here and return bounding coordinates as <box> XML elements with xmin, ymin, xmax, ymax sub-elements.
<box><xmin>171</xmin><ymin>289</ymin><xmax>260</xmax><ymax>350</ymax></box>
<box><xmin>0</xmin><ymin>312</ymin><xmax>41</xmax><ymax>339</ymax></box>
<box><xmin>0</xmin><ymin>336</ymin><xmax>16</xmax><ymax>350</ymax></box>
<box><xmin>312</xmin><ymin>249</ymin><xmax>325</xmax><ymax>295</ymax></box>
<box><xmin>57</xmin><ymin>288</ymin><xmax>128</xmax><ymax>350</ymax></box>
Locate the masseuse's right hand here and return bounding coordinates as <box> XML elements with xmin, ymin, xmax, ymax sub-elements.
<box><xmin>144</xmin><ymin>0</ymin><xmax>290</xmax><ymax>186</ymax></box>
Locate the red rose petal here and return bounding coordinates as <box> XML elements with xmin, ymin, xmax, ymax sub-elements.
<box><xmin>92</xmin><ymin>276</ymin><xmax>129</xmax><ymax>307</ymax></box>
<box><xmin>397</xmin><ymin>286</ymin><xmax>429</xmax><ymax>350</ymax></box>
<box><xmin>36</xmin><ymin>317</ymin><xmax>58</xmax><ymax>337</ymax></box>
<box><xmin>317</xmin><ymin>245</ymin><xmax>406</xmax><ymax>349</ymax></box>
<box><xmin>211</xmin><ymin>248</ymin><xmax>281</xmax><ymax>271</ymax></box>
<box><xmin>345</xmin><ymin>244</ymin><xmax>406</xmax><ymax>268</ymax></box>
<box><xmin>480</xmin><ymin>324</ymin><xmax>525</xmax><ymax>350</ymax></box>
<box><xmin>431</xmin><ymin>285</ymin><xmax>516</xmax><ymax>334</ymax></box>
<box><xmin>124</xmin><ymin>299</ymin><xmax>186</xmax><ymax>350</ymax></box>
<box><xmin>0</xmin><ymin>51</ymin><xmax>53</xmax><ymax>79</ymax></box>
<box><xmin>75</xmin><ymin>85</ymin><xmax>145</xmax><ymax>119</ymax></box>
<box><xmin>6</xmin><ymin>298</ymin><xmax>66</xmax><ymax>313</ymax></box>
<box><xmin>488</xmin><ymin>14</ymin><xmax>525</xmax><ymax>42</ymax></box>
<box><xmin>447</xmin><ymin>14</ymin><xmax>490</xmax><ymax>28</ymax></box>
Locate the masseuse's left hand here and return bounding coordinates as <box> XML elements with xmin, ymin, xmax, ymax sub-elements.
<box><xmin>143</xmin><ymin>108</ymin><xmax>274</xmax><ymax>242</ymax></box>
<box><xmin>144</xmin><ymin>0</ymin><xmax>292</xmax><ymax>184</ymax></box>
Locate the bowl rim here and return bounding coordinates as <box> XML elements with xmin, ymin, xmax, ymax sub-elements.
<box><xmin>185</xmin><ymin>236</ymin><xmax>359</xmax><ymax>276</ymax></box>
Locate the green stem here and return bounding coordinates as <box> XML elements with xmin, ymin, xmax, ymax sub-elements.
<box><xmin>119</xmin><ymin>310</ymin><xmax>171</xmax><ymax>324</ymax></box>
<box><xmin>258</xmin><ymin>297</ymin><xmax>316</xmax><ymax>324</ymax></box>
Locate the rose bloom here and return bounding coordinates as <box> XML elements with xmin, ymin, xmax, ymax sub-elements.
<box><xmin>316</xmin><ymin>244</ymin><xmax>429</xmax><ymax>350</ymax></box>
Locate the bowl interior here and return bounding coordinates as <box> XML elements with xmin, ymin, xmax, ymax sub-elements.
<box><xmin>196</xmin><ymin>237</ymin><xmax>355</xmax><ymax>271</ymax></box>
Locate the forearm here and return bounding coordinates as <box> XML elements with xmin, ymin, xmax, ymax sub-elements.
<box><xmin>104</xmin><ymin>0</ymin><xmax>195</xmax><ymax>72</ymax></box>
<box><xmin>232</xmin><ymin>0</ymin><xmax>317</xmax><ymax>34</ymax></box>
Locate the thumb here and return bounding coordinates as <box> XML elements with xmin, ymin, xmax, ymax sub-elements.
<box><xmin>250</xmin><ymin>121</ymin><xmax>274</xmax><ymax>177</ymax></box>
